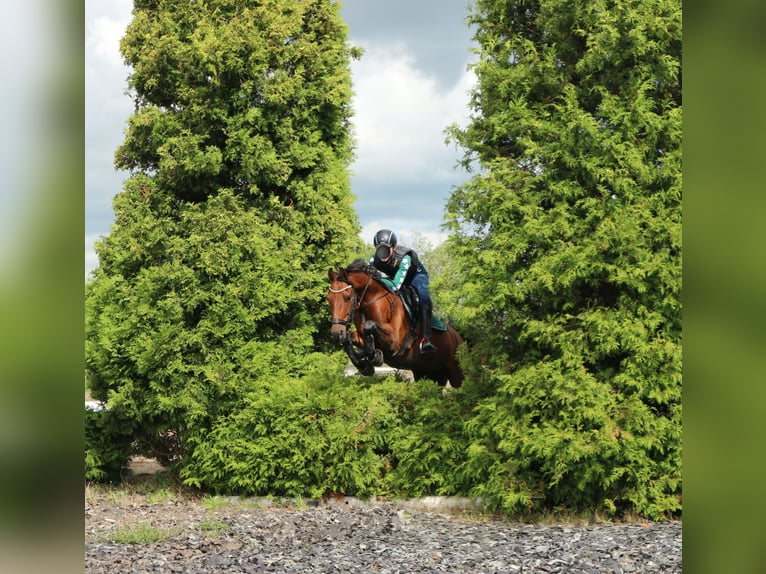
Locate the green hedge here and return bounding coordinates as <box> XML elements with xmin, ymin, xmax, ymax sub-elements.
<box><xmin>87</xmin><ymin>351</ymin><xmax>680</xmax><ymax>520</ymax></box>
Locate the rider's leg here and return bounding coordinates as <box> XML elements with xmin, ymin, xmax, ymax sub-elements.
<box><xmin>411</xmin><ymin>273</ymin><xmax>437</xmax><ymax>353</ymax></box>
<box><xmin>418</xmin><ymin>301</ymin><xmax>437</xmax><ymax>353</ymax></box>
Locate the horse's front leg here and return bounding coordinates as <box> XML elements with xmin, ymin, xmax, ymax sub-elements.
<box><xmin>362</xmin><ymin>320</ymin><xmax>384</xmax><ymax>366</ymax></box>
<box><xmin>344</xmin><ymin>338</ymin><xmax>376</xmax><ymax>376</ymax></box>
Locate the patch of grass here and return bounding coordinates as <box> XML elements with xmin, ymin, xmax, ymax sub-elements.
<box><xmin>201</xmin><ymin>494</ymin><xmax>272</xmax><ymax>512</ymax></box>
<box><xmin>516</xmin><ymin>507</ymin><xmax>647</xmax><ymax>526</ymax></box>
<box><xmin>451</xmin><ymin>508</ymin><xmax>502</xmax><ymax>523</ymax></box>
<box><xmin>270</xmin><ymin>496</ymin><xmax>313</xmax><ymax>510</ymax></box>
<box><xmin>202</xmin><ymin>494</ymin><xmax>233</xmax><ymax>510</ymax></box>
<box><xmin>129</xmin><ymin>472</ymin><xmax>176</xmax><ymax>495</ymax></box>
<box><xmin>86</xmin><ymin>482</ymin><xmax>131</xmax><ymax>505</ymax></box>
<box><xmin>145</xmin><ymin>486</ymin><xmax>176</xmax><ymax>505</ymax></box>
<box><xmin>105</xmin><ymin>522</ymin><xmax>177</xmax><ymax>544</ymax></box>
<box><xmin>197</xmin><ymin>517</ymin><xmax>229</xmax><ymax>536</ymax></box>
<box><xmin>87</xmin><ymin>464</ymin><xmax>204</xmax><ymax>508</ymax></box>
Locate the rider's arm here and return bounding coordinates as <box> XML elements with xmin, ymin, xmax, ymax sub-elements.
<box><xmin>392</xmin><ymin>254</ymin><xmax>411</xmax><ymax>290</ymax></box>
<box><xmin>369</xmin><ymin>255</ymin><xmax>389</xmax><ymax>278</ymax></box>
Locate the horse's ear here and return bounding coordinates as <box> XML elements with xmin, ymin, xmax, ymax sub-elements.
<box><xmin>328</xmin><ymin>269</ymin><xmax>337</xmax><ymax>282</ymax></box>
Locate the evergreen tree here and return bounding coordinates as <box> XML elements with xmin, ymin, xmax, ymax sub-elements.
<box><xmin>86</xmin><ymin>0</ymin><xmax>361</xmax><ymax>479</ymax></box>
<box><xmin>443</xmin><ymin>0</ymin><xmax>682</xmax><ymax>517</ymax></box>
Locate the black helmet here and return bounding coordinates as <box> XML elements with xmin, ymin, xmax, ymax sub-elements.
<box><xmin>373</xmin><ymin>229</ymin><xmax>397</xmax><ymax>248</ymax></box>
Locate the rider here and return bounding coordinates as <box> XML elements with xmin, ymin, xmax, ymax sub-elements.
<box><xmin>369</xmin><ymin>229</ymin><xmax>438</xmax><ymax>354</ymax></box>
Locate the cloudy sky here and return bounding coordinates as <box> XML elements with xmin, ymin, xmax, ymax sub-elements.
<box><xmin>85</xmin><ymin>0</ymin><xmax>477</xmax><ymax>279</ymax></box>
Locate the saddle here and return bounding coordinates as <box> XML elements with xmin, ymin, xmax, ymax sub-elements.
<box><xmin>373</xmin><ymin>275</ymin><xmax>447</xmax><ymax>331</ymax></box>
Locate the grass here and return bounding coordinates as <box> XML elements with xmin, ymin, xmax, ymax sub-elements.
<box><xmin>197</xmin><ymin>517</ymin><xmax>229</xmax><ymax>535</ymax></box>
<box><xmin>86</xmin><ymin>482</ymin><xmax>134</xmax><ymax>506</ymax></box>
<box><xmin>202</xmin><ymin>494</ymin><xmax>232</xmax><ymax>510</ymax></box>
<box><xmin>145</xmin><ymin>486</ymin><xmax>176</xmax><ymax>504</ymax></box>
<box><xmin>86</xmin><ymin>457</ymin><xmax>659</xmax><ymax>530</ymax></box>
<box><xmin>510</xmin><ymin>507</ymin><xmax>648</xmax><ymax>526</ymax></box>
<box><xmin>101</xmin><ymin>518</ymin><xmax>230</xmax><ymax>544</ymax></box>
<box><xmin>105</xmin><ymin>522</ymin><xmax>177</xmax><ymax>544</ymax></box>
<box><xmin>86</xmin><ymin>462</ymin><xmax>200</xmax><ymax>503</ymax></box>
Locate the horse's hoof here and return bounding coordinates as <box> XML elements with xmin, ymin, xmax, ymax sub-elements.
<box><xmin>358</xmin><ymin>363</ymin><xmax>375</xmax><ymax>376</ymax></box>
<box><xmin>372</xmin><ymin>350</ymin><xmax>384</xmax><ymax>366</ymax></box>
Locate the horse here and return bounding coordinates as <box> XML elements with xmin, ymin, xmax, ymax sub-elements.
<box><xmin>326</xmin><ymin>259</ymin><xmax>464</xmax><ymax>387</ymax></box>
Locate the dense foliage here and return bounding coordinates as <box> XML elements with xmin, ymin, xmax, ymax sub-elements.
<box><xmin>178</xmin><ymin>353</ymin><xmax>473</xmax><ymax>502</ymax></box>
<box><xmin>85</xmin><ymin>0</ymin><xmax>362</xmax><ymax>480</ymax></box>
<box><xmin>436</xmin><ymin>0</ymin><xmax>682</xmax><ymax>517</ymax></box>
<box><xmin>86</xmin><ymin>0</ymin><xmax>681</xmax><ymax>520</ymax></box>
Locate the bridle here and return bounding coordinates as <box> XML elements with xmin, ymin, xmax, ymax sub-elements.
<box><xmin>328</xmin><ymin>280</ymin><xmax>357</xmax><ymax>328</ymax></box>
<box><xmin>328</xmin><ymin>272</ymin><xmax>393</xmax><ymax>328</ymax></box>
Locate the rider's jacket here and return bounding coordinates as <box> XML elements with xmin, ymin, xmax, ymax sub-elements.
<box><xmin>370</xmin><ymin>245</ymin><xmax>424</xmax><ymax>290</ymax></box>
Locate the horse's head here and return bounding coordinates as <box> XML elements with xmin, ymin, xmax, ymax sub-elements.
<box><xmin>327</xmin><ymin>268</ymin><xmax>356</xmax><ymax>342</ymax></box>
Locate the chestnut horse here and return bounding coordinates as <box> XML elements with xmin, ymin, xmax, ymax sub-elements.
<box><xmin>326</xmin><ymin>259</ymin><xmax>464</xmax><ymax>387</ymax></box>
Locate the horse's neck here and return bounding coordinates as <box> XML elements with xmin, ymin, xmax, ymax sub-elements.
<box><xmin>348</xmin><ymin>273</ymin><xmax>370</xmax><ymax>292</ymax></box>
<box><xmin>352</xmin><ymin>275</ymin><xmax>384</xmax><ymax>299</ymax></box>
<box><xmin>357</xmin><ymin>277</ymin><xmax>410</xmax><ymax>330</ymax></box>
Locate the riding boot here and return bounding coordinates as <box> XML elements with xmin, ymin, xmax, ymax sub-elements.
<box><xmin>419</xmin><ymin>302</ymin><xmax>438</xmax><ymax>354</ymax></box>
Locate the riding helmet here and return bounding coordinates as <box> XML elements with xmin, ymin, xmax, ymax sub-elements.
<box><xmin>373</xmin><ymin>229</ymin><xmax>397</xmax><ymax>248</ymax></box>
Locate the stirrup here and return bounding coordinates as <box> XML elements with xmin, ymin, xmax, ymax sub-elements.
<box><xmin>419</xmin><ymin>337</ymin><xmax>437</xmax><ymax>353</ymax></box>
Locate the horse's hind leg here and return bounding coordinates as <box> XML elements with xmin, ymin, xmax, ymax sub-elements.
<box><xmin>446</xmin><ymin>328</ymin><xmax>465</xmax><ymax>388</ymax></box>
<box><xmin>413</xmin><ymin>370</ymin><xmax>449</xmax><ymax>387</ymax></box>
<box><xmin>446</xmin><ymin>360</ymin><xmax>464</xmax><ymax>388</ymax></box>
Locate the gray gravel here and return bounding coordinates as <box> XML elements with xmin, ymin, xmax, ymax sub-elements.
<box><xmin>85</xmin><ymin>494</ymin><xmax>681</xmax><ymax>573</ymax></box>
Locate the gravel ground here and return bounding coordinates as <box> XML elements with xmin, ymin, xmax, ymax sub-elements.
<box><xmin>85</xmin><ymin>489</ymin><xmax>681</xmax><ymax>573</ymax></box>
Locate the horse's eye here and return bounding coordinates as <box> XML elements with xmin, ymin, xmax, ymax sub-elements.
<box><xmin>345</xmin><ymin>295</ymin><xmax>352</xmax><ymax>302</ymax></box>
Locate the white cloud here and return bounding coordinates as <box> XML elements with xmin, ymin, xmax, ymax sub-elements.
<box><xmin>86</xmin><ymin>15</ymin><xmax>129</xmax><ymax>67</ymax></box>
<box><xmin>85</xmin><ymin>234</ymin><xmax>102</xmax><ymax>281</ymax></box>
<box><xmin>360</xmin><ymin>221</ymin><xmax>447</xmax><ymax>251</ymax></box>
<box><xmin>85</xmin><ymin>0</ymin><xmax>133</xmax><ymax>280</ymax></box>
<box><xmin>85</xmin><ymin>2</ymin><xmax>133</xmax><ymax>128</ymax></box>
<box><xmin>349</xmin><ymin>41</ymin><xmax>475</xmax><ymax>184</ymax></box>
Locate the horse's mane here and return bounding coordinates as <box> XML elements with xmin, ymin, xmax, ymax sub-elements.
<box><xmin>346</xmin><ymin>258</ymin><xmax>383</xmax><ymax>280</ymax></box>
<box><xmin>345</xmin><ymin>258</ymin><xmax>368</xmax><ymax>273</ymax></box>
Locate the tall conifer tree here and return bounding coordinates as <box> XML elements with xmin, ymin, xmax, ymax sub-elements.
<box><xmin>86</xmin><ymin>0</ymin><xmax>361</xmax><ymax>477</ymax></box>
<box><xmin>443</xmin><ymin>0</ymin><xmax>682</xmax><ymax>516</ymax></box>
